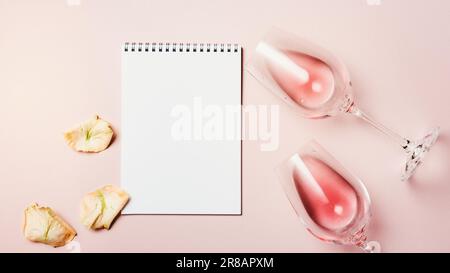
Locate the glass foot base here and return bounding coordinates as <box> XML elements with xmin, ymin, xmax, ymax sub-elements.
<box><xmin>402</xmin><ymin>127</ymin><xmax>440</xmax><ymax>181</ymax></box>
<box><xmin>363</xmin><ymin>241</ymin><xmax>381</xmax><ymax>253</ymax></box>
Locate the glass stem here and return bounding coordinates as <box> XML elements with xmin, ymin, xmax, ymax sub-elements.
<box><xmin>346</xmin><ymin>104</ymin><xmax>410</xmax><ymax>150</ymax></box>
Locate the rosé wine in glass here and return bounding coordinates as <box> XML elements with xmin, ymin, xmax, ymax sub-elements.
<box><xmin>267</xmin><ymin>50</ymin><xmax>335</xmax><ymax>110</ymax></box>
<box><xmin>293</xmin><ymin>155</ymin><xmax>359</xmax><ymax>232</ymax></box>
<box><xmin>277</xmin><ymin>141</ymin><xmax>380</xmax><ymax>252</ymax></box>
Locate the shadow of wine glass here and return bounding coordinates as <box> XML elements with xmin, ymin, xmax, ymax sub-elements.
<box><xmin>407</xmin><ymin>130</ymin><xmax>450</xmax><ymax>202</ymax></box>
<box><xmin>408</xmin><ymin>131</ymin><xmax>450</xmax><ymax>194</ymax></box>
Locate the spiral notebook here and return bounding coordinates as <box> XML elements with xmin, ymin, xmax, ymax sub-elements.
<box><xmin>121</xmin><ymin>42</ymin><xmax>242</xmax><ymax>214</ymax></box>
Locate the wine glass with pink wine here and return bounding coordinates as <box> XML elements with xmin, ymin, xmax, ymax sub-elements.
<box><xmin>247</xmin><ymin>28</ymin><xmax>439</xmax><ymax>181</ymax></box>
<box><xmin>277</xmin><ymin>140</ymin><xmax>380</xmax><ymax>252</ymax></box>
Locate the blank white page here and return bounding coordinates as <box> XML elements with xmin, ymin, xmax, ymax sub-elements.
<box><xmin>121</xmin><ymin>43</ymin><xmax>241</xmax><ymax>214</ymax></box>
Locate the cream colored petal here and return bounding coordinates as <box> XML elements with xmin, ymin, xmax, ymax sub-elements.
<box><xmin>80</xmin><ymin>192</ymin><xmax>102</xmax><ymax>229</ymax></box>
<box><xmin>64</xmin><ymin>115</ymin><xmax>114</xmax><ymax>153</ymax></box>
<box><xmin>80</xmin><ymin>185</ymin><xmax>129</xmax><ymax>230</ymax></box>
<box><xmin>23</xmin><ymin>203</ymin><xmax>76</xmax><ymax>247</ymax></box>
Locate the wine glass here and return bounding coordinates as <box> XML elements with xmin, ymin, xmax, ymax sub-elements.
<box><xmin>277</xmin><ymin>140</ymin><xmax>380</xmax><ymax>252</ymax></box>
<box><xmin>247</xmin><ymin>28</ymin><xmax>439</xmax><ymax>181</ymax></box>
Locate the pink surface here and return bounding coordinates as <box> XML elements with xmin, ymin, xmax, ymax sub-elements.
<box><xmin>1</xmin><ymin>0</ymin><xmax>450</xmax><ymax>253</ymax></box>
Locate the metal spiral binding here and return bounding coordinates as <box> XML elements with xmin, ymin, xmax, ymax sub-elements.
<box><xmin>124</xmin><ymin>42</ymin><xmax>240</xmax><ymax>53</ymax></box>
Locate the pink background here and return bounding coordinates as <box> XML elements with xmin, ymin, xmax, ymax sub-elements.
<box><xmin>1</xmin><ymin>0</ymin><xmax>450</xmax><ymax>253</ymax></box>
